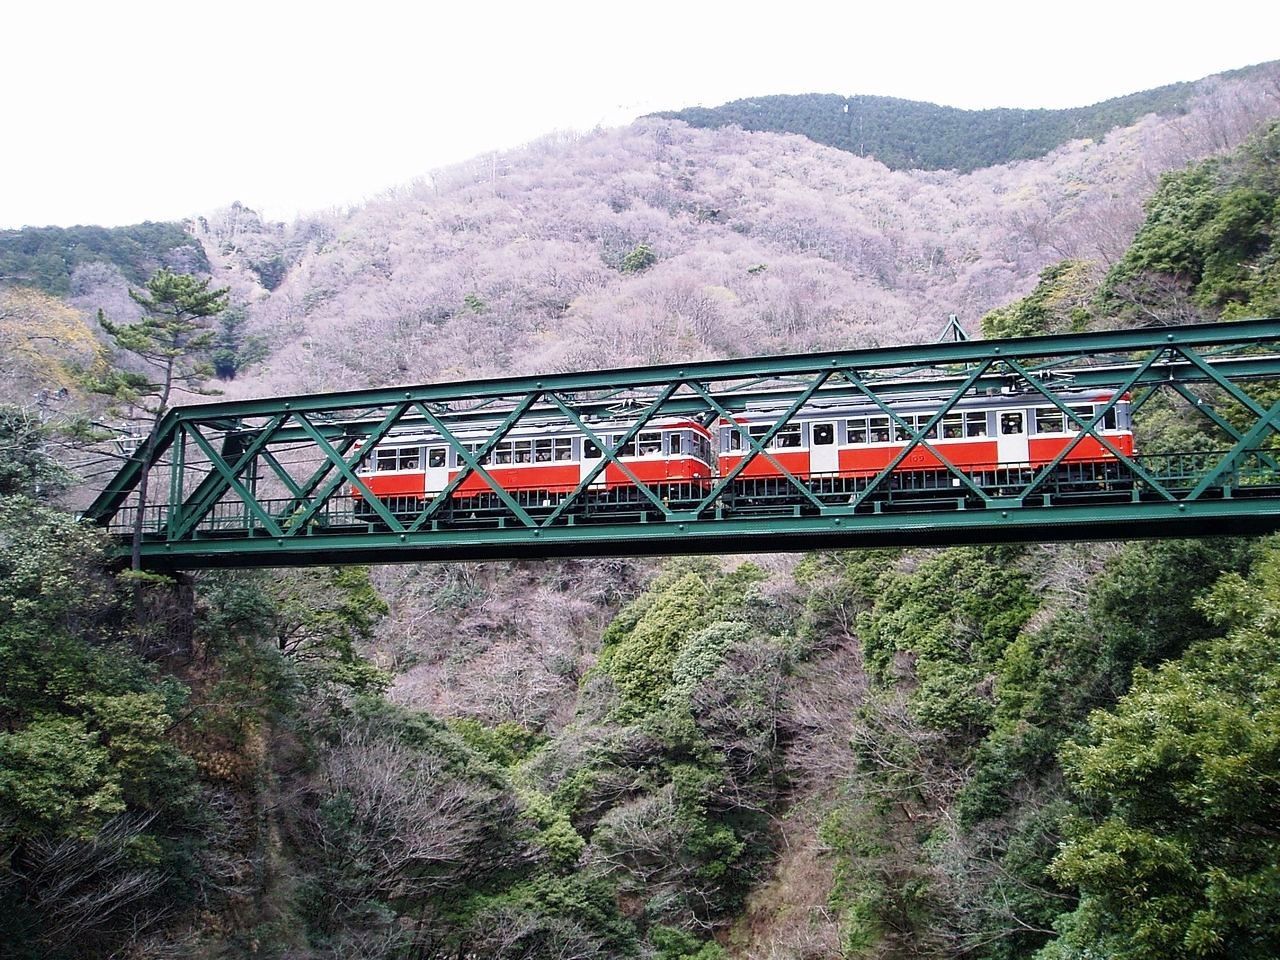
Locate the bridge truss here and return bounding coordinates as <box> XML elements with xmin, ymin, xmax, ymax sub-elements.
<box><xmin>83</xmin><ymin>318</ymin><xmax>1280</xmax><ymax>569</ymax></box>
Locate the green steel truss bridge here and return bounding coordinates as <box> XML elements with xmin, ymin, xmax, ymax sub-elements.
<box><xmin>84</xmin><ymin>318</ymin><xmax>1280</xmax><ymax>570</ymax></box>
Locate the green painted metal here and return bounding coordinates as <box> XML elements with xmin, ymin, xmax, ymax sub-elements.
<box><xmin>81</xmin><ymin>318</ymin><xmax>1280</xmax><ymax>570</ymax></box>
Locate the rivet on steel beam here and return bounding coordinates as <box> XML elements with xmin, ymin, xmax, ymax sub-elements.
<box><xmin>834</xmin><ymin>519</ymin><xmax>842</xmax><ymax>526</ymax></box>
<box><xmin>401</xmin><ymin>534</ymin><xmax>407</xmax><ymax>541</ymax></box>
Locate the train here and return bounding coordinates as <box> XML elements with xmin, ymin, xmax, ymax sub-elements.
<box><xmin>351</xmin><ymin>388</ymin><xmax>1134</xmax><ymax>521</ymax></box>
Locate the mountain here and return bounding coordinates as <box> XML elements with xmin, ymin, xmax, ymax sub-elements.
<box><xmin>651</xmin><ymin>61</ymin><xmax>1280</xmax><ymax>172</ymax></box>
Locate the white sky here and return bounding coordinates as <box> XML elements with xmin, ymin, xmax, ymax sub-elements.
<box><xmin>3</xmin><ymin>0</ymin><xmax>1277</xmax><ymax>229</ymax></box>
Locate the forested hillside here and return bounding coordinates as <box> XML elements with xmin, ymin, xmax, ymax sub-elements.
<box><xmin>0</xmin><ymin>222</ymin><xmax>208</xmax><ymax>295</ymax></box>
<box><xmin>651</xmin><ymin>62</ymin><xmax>1277</xmax><ymax>172</ymax></box>
<box><xmin>2</xmin><ymin>64</ymin><xmax>1280</xmax><ymax>960</ymax></box>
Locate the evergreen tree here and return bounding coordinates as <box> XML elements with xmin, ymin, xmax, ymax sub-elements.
<box><xmin>95</xmin><ymin>269</ymin><xmax>229</xmax><ymax>569</ymax></box>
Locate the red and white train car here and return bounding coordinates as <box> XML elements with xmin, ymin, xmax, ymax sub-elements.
<box><xmin>352</xmin><ymin>415</ymin><xmax>715</xmax><ymax>514</ymax></box>
<box><xmin>717</xmin><ymin>389</ymin><xmax>1134</xmax><ymax>482</ymax></box>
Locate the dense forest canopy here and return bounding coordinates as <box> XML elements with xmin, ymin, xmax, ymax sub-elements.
<box><xmin>653</xmin><ymin>62</ymin><xmax>1276</xmax><ymax>172</ymax></box>
<box><xmin>0</xmin><ymin>222</ymin><xmax>208</xmax><ymax>296</ymax></box>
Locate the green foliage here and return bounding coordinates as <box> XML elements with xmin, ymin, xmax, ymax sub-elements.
<box><xmin>1044</xmin><ymin>541</ymin><xmax>1280</xmax><ymax>959</ymax></box>
<box><xmin>652</xmin><ymin>78</ymin><xmax>1204</xmax><ymax>172</ymax></box>
<box><xmin>1101</xmin><ymin>120</ymin><xmax>1280</xmax><ymax>320</ymax></box>
<box><xmin>620</xmin><ymin>241</ymin><xmax>657</xmax><ymax>273</ymax></box>
<box><xmin>982</xmin><ymin>260</ymin><xmax>1096</xmax><ymax>339</ymax></box>
<box><xmin>449</xmin><ymin>717</ymin><xmax>545</xmax><ymax>767</ymax></box>
<box><xmin>598</xmin><ymin>559</ymin><xmax>766</xmax><ymax>714</ymax></box>
<box><xmin>0</xmin><ymin>405</ymin><xmax>72</xmax><ymax>500</ymax></box>
<box><xmin>0</xmin><ymin>715</ymin><xmax>124</xmax><ymax>833</ymax></box>
<box><xmin>210</xmin><ymin>306</ymin><xmax>267</xmax><ymax>380</ymax></box>
<box><xmin>0</xmin><ymin>493</ymin><xmax>200</xmax><ymax>955</ymax></box>
<box><xmin>649</xmin><ymin>924</ymin><xmax>726</xmax><ymax>959</ymax></box>
<box><xmin>859</xmin><ymin>546</ymin><xmax>1036</xmax><ymax>734</ymax></box>
<box><xmin>0</xmin><ymin>221</ymin><xmax>208</xmax><ymax>296</ymax></box>
<box><xmin>93</xmin><ymin>268</ymin><xmax>229</xmax><ymax>413</ymax></box>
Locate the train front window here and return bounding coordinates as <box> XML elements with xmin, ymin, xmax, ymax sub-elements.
<box><xmin>1099</xmin><ymin>406</ymin><xmax>1118</xmax><ymax>430</ymax></box>
<box><xmin>670</xmin><ymin>433</ymin><xmax>682</xmax><ymax>455</ymax></box>
<box><xmin>725</xmin><ymin>429</ymin><xmax>742</xmax><ymax>451</ymax></box>
<box><xmin>1000</xmin><ymin>412</ymin><xmax>1024</xmax><ymax>436</ymax></box>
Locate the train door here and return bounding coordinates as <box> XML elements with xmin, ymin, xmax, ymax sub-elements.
<box><xmin>810</xmin><ymin>421</ymin><xmax>839</xmax><ymax>474</ymax></box>
<box><xmin>581</xmin><ymin>436</ymin><xmax>607</xmax><ymax>489</ymax></box>
<box><xmin>425</xmin><ymin>446</ymin><xmax>449</xmax><ymax>494</ymax></box>
<box><xmin>996</xmin><ymin>411</ymin><xmax>1029</xmax><ymax>465</ymax></box>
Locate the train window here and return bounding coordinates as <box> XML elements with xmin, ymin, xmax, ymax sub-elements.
<box><xmin>1069</xmin><ymin>405</ymin><xmax>1093</xmax><ymax>428</ymax></box>
<box><xmin>534</xmin><ymin>438</ymin><xmax>554</xmax><ymax>462</ymax></box>
<box><xmin>428</xmin><ymin>448</ymin><xmax>446</xmax><ymax>468</ymax></box>
<box><xmin>965</xmin><ymin>412</ymin><xmax>989</xmax><ymax>438</ymax></box>
<box><xmin>776</xmin><ymin>425</ymin><xmax>802</xmax><ymax>447</ymax></box>
<box><xmin>813</xmin><ymin>423</ymin><xmax>834</xmax><ymax>446</ymax></box>
<box><xmin>916</xmin><ymin>414</ymin><xmax>939</xmax><ymax>440</ymax></box>
<box><xmin>374</xmin><ymin>449</ymin><xmax>397</xmax><ymax>471</ymax></box>
<box><xmin>670</xmin><ymin>432</ymin><xmax>683</xmax><ymax>454</ymax></box>
<box><xmin>846</xmin><ymin>419</ymin><xmax>868</xmax><ymax>444</ymax></box>
<box><xmin>1000</xmin><ymin>412</ymin><xmax>1025</xmax><ymax>436</ymax></box>
<box><xmin>1035</xmin><ymin>408</ymin><xmax>1065</xmax><ymax>433</ymax></box>
<box><xmin>1099</xmin><ymin>406</ymin><xmax>1118</xmax><ymax>430</ymax></box>
<box><xmin>554</xmin><ymin>438</ymin><xmax>574</xmax><ymax>461</ymax></box>
<box><xmin>869</xmin><ymin>416</ymin><xmax>891</xmax><ymax>443</ymax></box>
<box><xmin>584</xmin><ymin>438</ymin><xmax>601</xmax><ymax>459</ymax></box>
<box><xmin>512</xmin><ymin>440</ymin><xmax>531</xmax><ymax>464</ymax></box>
<box><xmin>748</xmin><ymin>425</ymin><xmax>770</xmax><ymax>445</ymax></box>
<box><xmin>726</xmin><ymin>429</ymin><xmax>742</xmax><ymax>451</ymax></box>
<box><xmin>637</xmin><ymin>431</ymin><xmax>663</xmax><ymax>455</ymax></box>
<box><xmin>942</xmin><ymin>413</ymin><xmax>964</xmax><ymax>439</ymax></box>
<box><xmin>894</xmin><ymin>420</ymin><xmax>912</xmax><ymax>442</ymax></box>
<box><xmin>494</xmin><ymin>442</ymin><xmax>513</xmax><ymax>465</ymax></box>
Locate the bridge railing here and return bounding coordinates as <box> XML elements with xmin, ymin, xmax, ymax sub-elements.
<box><xmin>99</xmin><ymin>448</ymin><xmax>1280</xmax><ymax>540</ymax></box>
